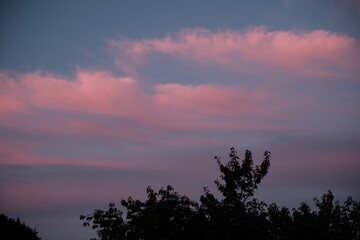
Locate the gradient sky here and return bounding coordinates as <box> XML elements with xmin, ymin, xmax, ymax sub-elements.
<box><xmin>1</xmin><ymin>1</ymin><xmax>360</xmax><ymax>239</ymax></box>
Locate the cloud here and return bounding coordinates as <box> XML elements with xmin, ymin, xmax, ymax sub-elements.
<box><xmin>0</xmin><ymin>72</ymin><xmax>27</xmax><ymax>115</ymax></box>
<box><xmin>22</xmin><ymin>71</ymin><xmax>141</xmax><ymax>116</ymax></box>
<box><xmin>3</xmin><ymin>28</ymin><xmax>354</xmax><ymax>146</ymax></box>
<box><xmin>0</xmin><ymin>67</ymin><xmax>317</xmax><ymax>171</ymax></box>
<box><xmin>109</xmin><ymin>27</ymin><xmax>360</xmax><ymax>78</ymax></box>
<box><xmin>0</xmin><ymin>27</ymin><xmax>359</xmax><ymax>214</ymax></box>
<box><xmin>0</xmin><ymin>69</ymin><xmax>300</xmax><ymax>138</ymax></box>
<box><xmin>154</xmin><ymin>83</ymin><xmax>264</xmax><ymax>116</ymax></box>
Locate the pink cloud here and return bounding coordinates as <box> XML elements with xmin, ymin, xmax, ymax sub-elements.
<box><xmin>0</xmin><ymin>139</ymin><xmax>151</xmax><ymax>170</ymax></box>
<box><xmin>0</xmin><ymin>141</ymin><xmax>40</xmax><ymax>166</ymax></box>
<box><xmin>1</xmin><ymin>26</ymin><xmax>359</xmax><ymax>219</ymax></box>
<box><xmin>110</xmin><ymin>27</ymin><xmax>359</xmax><ymax>78</ymax></box>
<box><xmin>150</xmin><ymin>83</ymin><xmax>302</xmax><ymax>132</ymax></box>
<box><xmin>154</xmin><ymin>83</ymin><xmax>264</xmax><ymax>116</ymax></box>
<box><xmin>0</xmin><ymin>70</ymin><xmax>300</xmax><ymax>136</ymax></box>
<box><xmin>0</xmin><ymin>59</ymin><xmax>357</xmax><ymax>171</ymax></box>
<box><xmin>20</xmin><ymin>70</ymin><xmax>143</xmax><ymax>116</ymax></box>
<box><xmin>0</xmin><ymin>177</ymin><xmax>136</xmax><ymax>211</ymax></box>
<box><xmin>0</xmin><ymin>72</ymin><xmax>28</xmax><ymax>115</ymax></box>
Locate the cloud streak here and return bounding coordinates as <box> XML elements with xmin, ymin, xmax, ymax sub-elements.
<box><xmin>0</xmin><ymin>69</ymin><xmax>302</xmax><ymax>139</ymax></box>
<box><xmin>110</xmin><ymin>27</ymin><xmax>360</xmax><ymax>78</ymax></box>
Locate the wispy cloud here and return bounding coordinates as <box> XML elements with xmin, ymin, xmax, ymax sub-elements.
<box><xmin>110</xmin><ymin>27</ymin><xmax>360</xmax><ymax>78</ymax></box>
<box><xmin>0</xmin><ymin>69</ymin><xmax>303</xmax><ymax>139</ymax></box>
<box><xmin>1</xmin><ymin>27</ymin><xmax>359</xmax><ymax>170</ymax></box>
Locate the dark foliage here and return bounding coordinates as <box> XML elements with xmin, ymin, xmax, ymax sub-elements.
<box><xmin>0</xmin><ymin>214</ymin><xmax>41</xmax><ymax>240</ymax></box>
<box><xmin>81</xmin><ymin>148</ymin><xmax>360</xmax><ymax>240</ymax></box>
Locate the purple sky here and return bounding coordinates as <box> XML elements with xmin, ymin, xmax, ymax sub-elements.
<box><xmin>1</xmin><ymin>1</ymin><xmax>360</xmax><ymax>239</ymax></box>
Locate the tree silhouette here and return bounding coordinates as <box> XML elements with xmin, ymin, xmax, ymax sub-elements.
<box><xmin>0</xmin><ymin>214</ymin><xmax>41</xmax><ymax>240</ymax></box>
<box><xmin>198</xmin><ymin>148</ymin><xmax>271</xmax><ymax>240</ymax></box>
<box><xmin>81</xmin><ymin>148</ymin><xmax>360</xmax><ymax>240</ymax></box>
<box><xmin>81</xmin><ymin>186</ymin><xmax>201</xmax><ymax>240</ymax></box>
<box><xmin>214</xmin><ymin>148</ymin><xmax>271</xmax><ymax>205</ymax></box>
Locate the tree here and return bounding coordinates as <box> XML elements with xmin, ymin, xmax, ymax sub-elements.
<box><xmin>120</xmin><ymin>185</ymin><xmax>201</xmax><ymax>240</ymax></box>
<box><xmin>81</xmin><ymin>148</ymin><xmax>272</xmax><ymax>240</ymax></box>
<box><xmin>267</xmin><ymin>203</ymin><xmax>293</xmax><ymax>240</ymax></box>
<box><xmin>269</xmin><ymin>191</ymin><xmax>360</xmax><ymax>240</ymax></box>
<box><xmin>80</xmin><ymin>203</ymin><xmax>125</xmax><ymax>240</ymax></box>
<box><xmin>0</xmin><ymin>214</ymin><xmax>41</xmax><ymax>240</ymax></box>
<box><xmin>199</xmin><ymin>148</ymin><xmax>271</xmax><ymax>240</ymax></box>
<box><xmin>214</xmin><ymin>147</ymin><xmax>271</xmax><ymax>205</ymax></box>
<box><xmin>81</xmin><ymin>147</ymin><xmax>360</xmax><ymax>240</ymax></box>
<box><xmin>81</xmin><ymin>185</ymin><xmax>201</xmax><ymax>240</ymax></box>
<box><xmin>311</xmin><ymin>190</ymin><xmax>360</xmax><ymax>240</ymax></box>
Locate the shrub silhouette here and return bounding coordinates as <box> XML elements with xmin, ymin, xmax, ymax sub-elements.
<box><xmin>81</xmin><ymin>148</ymin><xmax>360</xmax><ymax>240</ymax></box>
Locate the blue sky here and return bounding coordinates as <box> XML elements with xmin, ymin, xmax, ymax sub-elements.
<box><xmin>1</xmin><ymin>1</ymin><xmax>360</xmax><ymax>240</ymax></box>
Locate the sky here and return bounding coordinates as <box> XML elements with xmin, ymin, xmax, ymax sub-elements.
<box><xmin>0</xmin><ymin>0</ymin><xmax>360</xmax><ymax>239</ymax></box>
